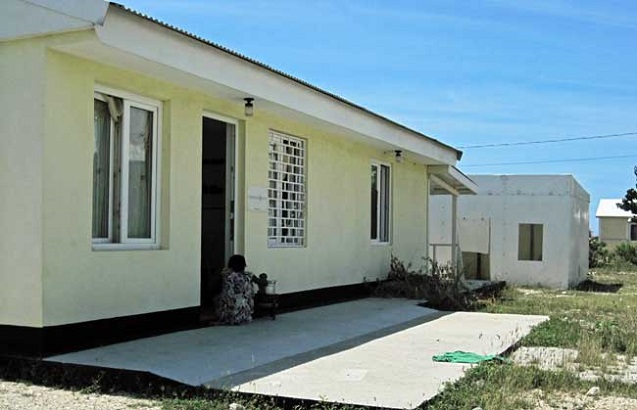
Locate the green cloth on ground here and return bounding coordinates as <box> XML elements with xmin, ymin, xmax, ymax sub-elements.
<box><xmin>432</xmin><ymin>350</ymin><xmax>510</xmax><ymax>364</ymax></box>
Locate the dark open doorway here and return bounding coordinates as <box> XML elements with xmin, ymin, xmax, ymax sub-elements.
<box><xmin>201</xmin><ymin>116</ymin><xmax>235</xmax><ymax>310</ymax></box>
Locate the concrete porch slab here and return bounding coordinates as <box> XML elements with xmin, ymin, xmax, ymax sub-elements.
<box><xmin>46</xmin><ymin>299</ymin><xmax>547</xmax><ymax>409</ymax></box>
<box><xmin>228</xmin><ymin>311</ymin><xmax>547</xmax><ymax>409</ymax></box>
<box><xmin>46</xmin><ymin>298</ymin><xmax>440</xmax><ymax>386</ymax></box>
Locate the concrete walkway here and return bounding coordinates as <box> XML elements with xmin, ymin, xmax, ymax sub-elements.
<box><xmin>47</xmin><ymin>298</ymin><xmax>547</xmax><ymax>409</ymax></box>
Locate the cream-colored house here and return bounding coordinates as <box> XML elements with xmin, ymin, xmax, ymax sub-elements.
<box><xmin>596</xmin><ymin>199</ymin><xmax>637</xmax><ymax>250</ymax></box>
<box><xmin>430</xmin><ymin>175</ymin><xmax>590</xmax><ymax>289</ymax></box>
<box><xmin>1</xmin><ymin>0</ymin><xmax>476</xmax><ymax>355</ymax></box>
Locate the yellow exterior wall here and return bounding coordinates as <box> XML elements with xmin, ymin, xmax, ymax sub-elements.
<box><xmin>244</xmin><ymin>117</ymin><xmax>429</xmax><ymax>294</ymax></box>
<box><xmin>3</xmin><ymin>33</ymin><xmax>430</xmax><ymax>327</ymax></box>
<box><xmin>40</xmin><ymin>47</ymin><xmax>232</xmax><ymax>326</ymax></box>
<box><xmin>599</xmin><ymin>217</ymin><xmax>634</xmax><ymax>250</ymax></box>
<box><xmin>393</xmin><ymin>161</ymin><xmax>429</xmax><ymax>266</ymax></box>
<box><xmin>0</xmin><ymin>39</ymin><xmax>46</xmax><ymax>327</ymax></box>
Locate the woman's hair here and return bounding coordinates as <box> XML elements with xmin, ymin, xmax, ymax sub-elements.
<box><xmin>227</xmin><ymin>254</ymin><xmax>247</xmax><ymax>272</ymax></box>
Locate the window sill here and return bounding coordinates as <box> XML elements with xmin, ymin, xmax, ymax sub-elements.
<box><xmin>267</xmin><ymin>244</ymin><xmax>306</xmax><ymax>249</ymax></box>
<box><xmin>92</xmin><ymin>243</ymin><xmax>161</xmax><ymax>251</ymax></box>
<box><xmin>371</xmin><ymin>241</ymin><xmax>391</xmax><ymax>246</ymax></box>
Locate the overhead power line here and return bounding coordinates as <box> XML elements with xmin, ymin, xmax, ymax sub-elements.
<box><xmin>458</xmin><ymin>132</ymin><xmax>637</xmax><ymax>149</ymax></box>
<box><xmin>461</xmin><ymin>153</ymin><xmax>637</xmax><ymax>167</ymax></box>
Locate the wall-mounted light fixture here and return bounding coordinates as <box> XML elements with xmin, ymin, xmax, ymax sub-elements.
<box><xmin>394</xmin><ymin>150</ymin><xmax>403</xmax><ymax>163</ymax></box>
<box><xmin>244</xmin><ymin>97</ymin><xmax>254</xmax><ymax>117</ymax></box>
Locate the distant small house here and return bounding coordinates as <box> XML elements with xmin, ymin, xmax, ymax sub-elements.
<box><xmin>596</xmin><ymin>199</ymin><xmax>637</xmax><ymax>250</ymax></box>
<box><xmin>429</xmin><ymin>175</ymin><xmax>590</xmax><ymax>289</ymax></box>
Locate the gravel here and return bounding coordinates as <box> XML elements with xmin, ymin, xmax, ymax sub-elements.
<box><xmin>0</xmin><ymin>380</ymin><xmax>161</xmax><ymax>410</ymax></box>
<box><xmin>511</xmin><ymin>346</ymin><xmax>637</xmax><ymax>384</ymax></box>
<box><xmin>3</xmin><ymin>371</ymin><xmax>637</xmax><ymax>410</ymax></box>
<box><xmin>522</xmin><ymin>389</ymin><xmax>637</xmax><ymax>410</ymax></box>
<box><xmin>511</xmin><ymin>347</ymin><xmax>637</xmax><ymax>409</ymax></box>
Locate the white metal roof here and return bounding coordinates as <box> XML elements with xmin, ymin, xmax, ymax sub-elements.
<box><xmin>596</xmin><ymin>199</ymin><xmax>634</xmax><ymax>218</ymax></box>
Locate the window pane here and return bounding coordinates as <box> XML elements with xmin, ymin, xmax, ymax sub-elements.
<box><xmin>380</xmin><ymin>165</ymin><xmax>390</xmax><ymax>242</ymax></box>
<box><xmin>518</xmin><ymin>223</ymin><xmax>543</xmax><ymax>261</ymax></box>
<box><xmin>370</xmin><ymin>165</ymin><xmax>378</xmax><ymax>240</ymax></box>
<box><xmin>371</xmin><ymin>164</ymin><xmax>390</xmax><ymax>242</ymax></box>
<box><xmin>532</xmin><ymin>224</ymin><xmax>543</xmax><ymax>260</ymax></box>
<box><xmin>92</xmin><ymin>99</ymin><xmax>111</xmax><ymax>239</ymax></box>
<box><xmin>127</xmin><ymin>106</ymin><xmax>153</xmax><ymax>238</ymax></box>
<box><xmin>518</xmin><ymin>224</ymin><xmax>531</xmax><ymax>260</ymax></box>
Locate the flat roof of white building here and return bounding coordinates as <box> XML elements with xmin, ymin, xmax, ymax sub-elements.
<box><xmin>596</xmin><ymin>199</ymin><xmax>634</xmax><ymax>218</ymax></box>
<box><xmin>468</xmin><ymin>174</ymin><xmax>589</xmax><ymax>200</ymax></box>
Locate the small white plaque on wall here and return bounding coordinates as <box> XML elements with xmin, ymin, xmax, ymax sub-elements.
<box><xmin>248</xmin><ymin>186</ymin><xmax>268</xmax><ymax>212</ymax></box>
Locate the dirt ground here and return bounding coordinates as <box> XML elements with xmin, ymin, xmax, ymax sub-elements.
<box><xmin>522</xmin><ymin>388</ymin><xmax>637</xmax><ymax>410</ymax></box>
<box><xmin>0</xmin><ymin>380</ymin><xmax>161</xmax><ymax>410</ymax></box>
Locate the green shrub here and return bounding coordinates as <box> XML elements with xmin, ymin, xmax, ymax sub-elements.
<box><xmin>374</xmin><ymin>256</ymin><xmax>475</xmax><ymax>311</ymax></box>
<box><xmin>589</xmin><ymin>236</ymin><xmax>609</xmax><ymax>268</ymax></box>
<box><xmin>612</xmin><ymin>242</ymin><xmax>637</xmax><ymax>266</ymax></box>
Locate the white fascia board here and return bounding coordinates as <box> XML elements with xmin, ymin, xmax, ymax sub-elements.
<box><xmin>429</xmin><ymin>165</ymin><xmax>478</xmax><ymax>195</ymax></box>
<box><xmin>94</xmin><ymin>6</ymin><xmax>458</xmax><ymax>165</ymax></box>
<box><xmin>430</xmin><ymin>174</ymin><xmax>459</xmax><ymax>197</ymax></box>
<box><xmin>1</xmin><ymin>0</ymin><xmax>107</xmax><ymax>41</ymax></box>
<box><xmin>447</xmin><ymin>166</ymin><xmax>478</xmax><ymax>194</ymax></box>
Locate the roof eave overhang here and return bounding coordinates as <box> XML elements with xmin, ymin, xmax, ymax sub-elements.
<box><xmin>1</xmin><ymin>0</ymin><xmax>107</xmax><ymax>42</ymax></box>
<box><xmin>48</xmin><ymin>3</ymin><xmax>460</xmax><ymax>165</ymax></box>
<box><xmin>429</xmin><ymin>165</ymin><xmax>478</xmax><ymax>195</ymax></box>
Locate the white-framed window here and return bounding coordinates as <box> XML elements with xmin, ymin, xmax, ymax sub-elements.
<box><xmin>518</xmin><ymin>223</ymin><xmax>543</xmax><ymax>261</ymax></box>
<box><xmin>268</xmin><ymin>130</ymin><xmax>306</xmax><ymax>247</ymax></box>
<box><xmin>371</xmin><ymin>162</ymin><xmax>391</xmax><ymax>243</ymax></box>
<box><xmin>92</xmin><ymin>87</ymin><xmax>161</xmax><ymax>248</ymax></box>
<box><xmin>630</xmin><ymin>222</ymin><xmax>637</xmax><ymax>241</ymax></box>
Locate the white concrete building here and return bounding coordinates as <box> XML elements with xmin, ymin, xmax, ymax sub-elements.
<box><xmin>430</xmin><ymin>175</ymin><xmax>590</xmax><ymax>289</ymax></box>
<box><xmin>596</xmin><ymin>199</ymin><xmax>637</xmax><ymax>250</ymax></box>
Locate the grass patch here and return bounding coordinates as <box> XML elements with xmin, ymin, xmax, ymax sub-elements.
<box><xmin>521</xmin><ymin>318</ymin><xmax>582</xmax><ymax>348</ymax></box>
<box><xmin>478</xmin><ymin>269</ymin><xmax>637</xmax><ymax>357</ymax></box>
<box><xmin>427</xmin><ymin>361</ymin><xmax>637</xmax><ymax>410</ymax></box>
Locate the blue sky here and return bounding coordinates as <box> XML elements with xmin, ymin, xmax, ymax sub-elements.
<box><xmin>122</xmin><ymin>0</ymin><xmax>637</xmax><ymax>233</ymax></box>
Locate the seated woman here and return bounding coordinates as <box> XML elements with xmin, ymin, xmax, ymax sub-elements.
<box><xmin>216</xmin><ymin>254</ymin><xmax>255</xmax><ymax>325</ymax></box>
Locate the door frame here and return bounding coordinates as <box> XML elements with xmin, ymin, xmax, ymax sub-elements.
<box><xmin>202</xmin><ymin>110</ymin><xmax>239</xmax><ymax>262</ymax></box>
